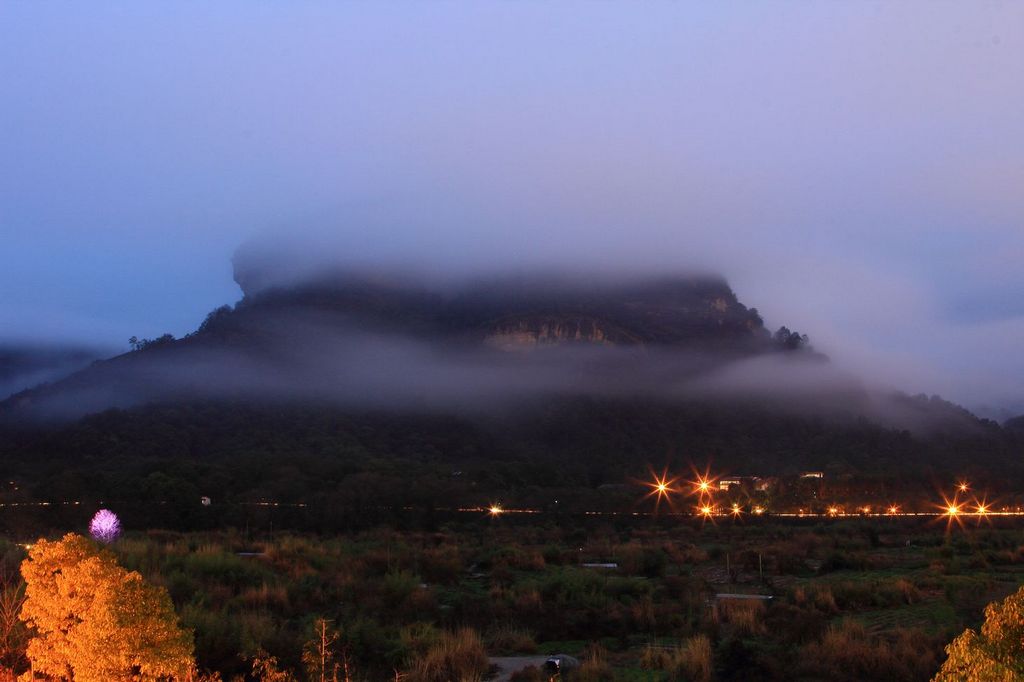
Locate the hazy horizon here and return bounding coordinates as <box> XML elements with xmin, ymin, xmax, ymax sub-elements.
<box><xmin>2</xmin><ymin>3</ymin><xmax>1022</xmax><ymax>416</ymax></box>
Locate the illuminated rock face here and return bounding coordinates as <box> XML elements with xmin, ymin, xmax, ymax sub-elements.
<box><xmin>89</xmin><ymin>509</ymin><xmax>121</xmax><ymax>543</ymax></box>
<box><xmin>483</xmin><ymin>316</ymin><xmax>627</xmax><ymax>351</ymax></box>
<box><xmin>227</xmin><ymin>266</ymin><xmax>768</xmax><ymax>350</ymax></box>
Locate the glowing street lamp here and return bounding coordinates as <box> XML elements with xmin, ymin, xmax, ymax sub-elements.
<box><xmin>828</xmin><ymin>506</ymin><xmax>839</xmax><ymax>516</ymax></box>
<box><xmin>699</xmin><ymin>504</ymin><xmax>714</xmax><ymax>517</ymax></box>
<box><xmin>687</xmin><ymin>465</ymin><xmax>717</xmax><ymax>498</ymax></box>
<box><xmin>644</xmin><ymin>470</ymin><xmax>679</xmax><ymax>512</ymax></box>
<box><xmin>946</xmin><ymin>503</ymin><xmax>959</xmax><ymax>517</ymax></box>
<box><xmin>752</xmin><ymin>506</ymin><xmax>765</xmax><ymax>515</ymax></box>
<box><xmin>731</xmin><ymin>503</ymin><xmax>742</xmax><ymax>517</ymax></box>
<box><xmin>957</xmin><ymin>481</ymin><xmax>970</xmax><ymax>493</ymax></box>
<box><xmin>888</xmin><ymin>505</ymin><xmax>899</xmax><ymax>515</ymax></box>
<box><xmin>488</xmin><ymin>504</ymin><xmax>504</xmax><ymax>516</ymax></box>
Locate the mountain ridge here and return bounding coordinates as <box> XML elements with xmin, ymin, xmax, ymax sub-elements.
<box><xmin>1</xmin><ymin>271</ymin><xmax>808</xmax><ymax>423</ymax></box>
<box><xmin>0</xmin><ymin>267</ymin><xmax>1020</xmax><ymax>523</ymax></box>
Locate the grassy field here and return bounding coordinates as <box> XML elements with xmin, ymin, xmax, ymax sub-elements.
<box><xmin>2</xmin><ymin>516</ymin><xmax>1022</xmax><ymax>680</ymax></box>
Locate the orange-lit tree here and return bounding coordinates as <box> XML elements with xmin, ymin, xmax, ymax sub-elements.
<box><xmin>933</xmin><ymin>583</ymin><xmax>1024</xmax><ymax>681</ymax></box>
<box><xmin>18</xmin><ymin>533</ymin><xmax>195</xmax><ymax>682</ymax></box>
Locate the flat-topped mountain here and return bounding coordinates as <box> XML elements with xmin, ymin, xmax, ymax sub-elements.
<box><xmin>1</xmin><ymin>270</ymin><xmax>814</xmax><ymax>424</ymax></box>
<box><xmin>218</xmin><ymin>270</ymin><xmax>778</xmax><ymax>350</ymax></box>
<box><xmin>0</xmin><ymin>258</ymin><xmax>1020</xmax><ymax>527</ymax></box>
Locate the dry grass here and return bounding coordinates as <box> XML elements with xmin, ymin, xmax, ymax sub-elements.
<box><xmin>630</xmin><ymin>595</ymin><xmax>657</xmax><ymax>629</ymax></box>
<box><xmin>793</xmin><ymin>584</ymin><xmax>838</xmax><ymax>613</ymax></box>
<box><xmin>485</xmin><ymin>624</ymin><xmax>537</xmax><ymax>654</ymax></box>
<box><xmin>641</xmin><ymin>635</ymin><xmax>713</xmax><ymax>682</ymax></box>
<box><xmin>513</xmin><ymin>587</ymin><xmax>543</xmax><ymax>612</ymax></box>
<box><xmin>406</xmin><ymin>628</ymin><xmax>489</xmax><ymax>682</ymax></box>
<box><xmin>798</xmin><ymin>619</ymin><xmax>940</xmax><ymax>681</ymax></box>
<box><xmin>575</xmin><ymin>644</ymin><xmax>614</xmax><ymax>682</ymax></box>
<box><xmin>718</xmin><ymin>599</ymin><xmax>766</xmax><ymax>636</ymax></box>
<box><xmin>673</xmin><ymin>635</ymin><xmax>713</xmax><ymax>682</ymax></box>
<box><xmin>238</xmin><ymin>582</ymin><xmax>289</xmax><ymax>610</ymax></box>
<box><xmin>894</xmin><ymin>578</ymin><xmax>921</xmax><ymax>604</ymax></box>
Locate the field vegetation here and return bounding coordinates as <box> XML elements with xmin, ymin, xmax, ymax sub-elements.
<box><xmin>1</xmin><ymin>517</ymin><xmax>1021</xmax><ymax>680</ymax></box>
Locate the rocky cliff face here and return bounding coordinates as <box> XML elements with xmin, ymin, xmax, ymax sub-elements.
<box><xmin>228</xmin><ymin>269</ymin><xmax>770</xmax><ymax>351</ymax></box>
<box><xmin>483</xmin><ymin>316</ymin><xmax>628</xmax><ymax>350</ymax></box>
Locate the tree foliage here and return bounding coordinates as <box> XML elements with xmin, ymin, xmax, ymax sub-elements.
<box><xmin>18</xmin><ymin>533</ymin><xmax>195</xmax><ymax>682</ymax></box>
<box><xmin>773</xmin><ymin>326</ymin><xmax>810</xmax><ymax>351</ymax></box>
<box><xmin>934</xmin><ymin>584</ymin><xmax>1024</xmax><ymax>681</ymax></box>
<box><xmin>0</xmin><ymin>567</ymin><xmax>26</xmax><ymax>673</ymax></box>
<box><xmin>249</xmin><ymin>649</ymin><xmax>297</xmax><ymax>682</ymax></box>
<box><xmin>128</xmin><ymin>334</ymin><xmax>176</xmax><ymax>352</ymax></box>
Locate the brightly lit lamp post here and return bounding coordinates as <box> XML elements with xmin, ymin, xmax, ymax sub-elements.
<box><xmin>645</xmin><ymin>470</ymin><xmax>679</xmax><ymax>513</ymax></box>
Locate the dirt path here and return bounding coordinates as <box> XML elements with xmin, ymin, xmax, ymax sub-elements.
<box><xmin>488</xmin><ymin>656</ymin><xmax>549</xmax><ymax>681</ymax></box>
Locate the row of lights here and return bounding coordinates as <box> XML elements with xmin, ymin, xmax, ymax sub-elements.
<box><xmin>648</xmin><ymin>468</ymin><xmax>759</xmax><ymax>518</ymax></box>
<box><xmin>485</xmin><ymin>477</ymin><xmax>994</xmax><ymax>520</ymax></box>
<box><xmin>647</xmin><ymin>472</ymin><xmax>997</xmax><ymax>520</ymax></box>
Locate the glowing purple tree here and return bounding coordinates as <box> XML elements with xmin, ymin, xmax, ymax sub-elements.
<box><xmin>89</xmin><ymin>509</ymin><xmax>121</xmax><ymax>543</ymax></box>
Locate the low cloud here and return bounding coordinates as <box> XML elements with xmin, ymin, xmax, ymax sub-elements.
<box><xmin>1</xmin><ymin>2</ymin><xmax>1021</xmax><ymax>415</ymax></box>
<box><xmin>4</xmin><ymin>307</ymin><xmax>981</xmax><ymax>437</ymax></box>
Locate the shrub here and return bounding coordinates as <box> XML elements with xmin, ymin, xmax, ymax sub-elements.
<box><xmin>935</xmin><ymin>584</ymin><xmax>1024</xmax><ymax>680</ymax></box>
<box><xmin>382</xmin><ymin>569</ymin><xmax>420</xmax><ymax>607</ymax></box>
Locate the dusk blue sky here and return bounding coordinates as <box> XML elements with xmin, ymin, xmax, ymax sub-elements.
<box><xmin>1</xmin><ymin>3</ymin><xmax>1022</xmax><ymax>414</ymax></box>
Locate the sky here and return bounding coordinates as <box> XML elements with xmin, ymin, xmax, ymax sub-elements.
<box><xmin>1</xmin><ymin>2</ymin><xmax>1022</xmax><ymax>416</ymax></box>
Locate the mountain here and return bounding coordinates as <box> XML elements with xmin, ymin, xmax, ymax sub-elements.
<box><xmin>1006</xmin><ymin>415</ymin><xmax>1024</xmax><ymax>434</ymax></box>
<box><xmin>0</xmin><ymin>263</ymin><xmax>1019</xmax><ymax>529</ymax></box>
<box><xmin>0</xmin><ymin>269</ymin><xmax>815</xmax><ymax>423</ymax></box>
<box><xmin>0</xmin><ymin>344</ymin><xmax>106</xmax><ymax>400</ymax></box>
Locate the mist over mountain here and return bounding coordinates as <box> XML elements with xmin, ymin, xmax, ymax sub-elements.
<box><xmin>0</xmin><ymin>249</ymin><xmax>996</xmax><ymax>441</ymax></box>
<box><xmin>0</xmin><ymin>248</ymin><xmax>1020</xmax><ymax>524</ymax></box>
<box><xmin>1</xmin><ymin>264</ymin><xmax>818</xmax><ymax>421</ymax></box>
<box><xmin>0</xmin><ymin>344</ymin><xmax>106</xmax><ymax>401</ymax></box>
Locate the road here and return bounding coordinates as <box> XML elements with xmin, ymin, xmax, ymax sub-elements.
<box><xmin>488</xmin><ymin>656</ymin><xmax>550</xmax><ymax>681</ymax></box>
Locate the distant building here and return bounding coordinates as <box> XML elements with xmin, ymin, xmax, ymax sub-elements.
<box><xmin>800</xmin><ymin>471</ymin><xmax>824</xmax><ymax>479</ymax></box>
<box><xmin>719</xmin><ymin>476</ymin><xmax>769</xmax><ymax>491</ymax></box>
